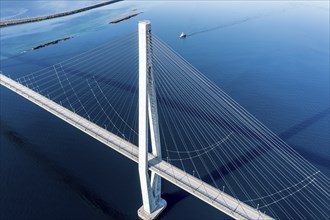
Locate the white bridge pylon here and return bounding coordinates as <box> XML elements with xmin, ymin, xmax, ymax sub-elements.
<box><xmin>138</xmin><ymin>20</ymin><xmax>167</xmax><ymax>219</ymax></box>
<box><xmin>0</xmin><ymin>20</ymin><xmax>278</xmax><ymax>220</ymax></box>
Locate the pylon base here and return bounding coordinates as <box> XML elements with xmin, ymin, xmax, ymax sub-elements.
<box><xmin>138</xmin><ymin>199</ymin><xmax>167</xmax><ymax>220</ymax></box>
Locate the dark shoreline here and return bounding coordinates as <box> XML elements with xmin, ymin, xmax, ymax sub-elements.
<box><xmin>0</xmin><ymin>0</ymin><xmax>122</xmax><ymax>28</ymax></box>
<box><xmin>110</xmin><ymin>12</ymin><xmax>143</xmax><ymax>24</ymax></box>
<box><xmin>32</xmin><ymin>36</ymin><xmax>74</xmax><ymax>50</ymax></box>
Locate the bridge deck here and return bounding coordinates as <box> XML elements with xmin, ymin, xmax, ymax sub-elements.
<box><xmin>0</xmin><ymin>74</ymin><xmax>273</xmax><ymax>220</ymax></box>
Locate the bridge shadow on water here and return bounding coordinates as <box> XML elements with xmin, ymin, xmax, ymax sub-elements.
<box><xmin>1</xmin><ymin>51</ymin><xmax>74</xmax><ymax>72</ymax></box>
<box><xmin>0</xmin><ymin>120</ymin><xmax>130</xmax><ymax>220</ymax></box>
<box><xmin>279</xmin><ymin>107</ymin><xmax>330</xmax><ymax>167</ymax></box>
<box><xmin>160</xmin><ymin>107</ymin><xmax>330</xmax><ymax>216</ymax></box>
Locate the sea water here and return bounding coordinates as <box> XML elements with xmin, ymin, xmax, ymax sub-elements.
<box><xmin>1</xmin><ymin>1</ymin><xmax>329</xmax><ymax>219</ymax></box>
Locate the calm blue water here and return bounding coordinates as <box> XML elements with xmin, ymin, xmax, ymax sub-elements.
<box><xmin>1</xmin><ymin>1</ymin><xmax>329</xmax><ymax>219</ymax></box>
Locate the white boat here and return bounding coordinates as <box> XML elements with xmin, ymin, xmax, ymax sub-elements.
<box><xmin>179</xmin><ymin>32</ymin><xmax>186</xmax><ymax>38</ymax></box>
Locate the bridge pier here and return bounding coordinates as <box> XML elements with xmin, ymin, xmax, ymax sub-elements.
<box><xmin>138</xmin><ymin>20</ymin><xmax>166</xmax><ymax>220</ymax></box>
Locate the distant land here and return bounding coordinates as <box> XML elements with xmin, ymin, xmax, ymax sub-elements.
<box><xmin>0</xmin><ymin>0</ymin><xmax>123</xmax><ymax>28</ymax></box>
<box><xmin>110</xmin><ymin>11</ymin><xmax>143</xmax><ymax>24</ymax></box>
<box><xmin>32</xmin><ymin>36</ymin><xmax>74</xmax><ymax>50</ymax></box>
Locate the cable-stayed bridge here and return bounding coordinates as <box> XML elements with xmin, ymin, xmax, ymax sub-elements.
<box><xmin>0</xmin><ymin>21</ymin><xmax>329</xmax><ymax>220</ymax></box>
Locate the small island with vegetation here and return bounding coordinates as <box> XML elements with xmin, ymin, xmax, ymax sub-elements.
<box><xmin>32</xmin><ymin>36</ymin><xmax>74</xmax><ymax>50</ymax></box>
<box><xmin>110</xmin><ymin>10</ymin><xmax>143</xmax><ymax>24</ymax></box>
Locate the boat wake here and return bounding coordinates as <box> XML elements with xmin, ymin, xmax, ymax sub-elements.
<box><xmin>186</xmin><ymin>3</ymin><xmax>303</xmax><ymax>38</ymax></box>
<box><xmin>187</xmin><ymin>14</ymin><xmax>263</xmax><ymax>37</ymax></box>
